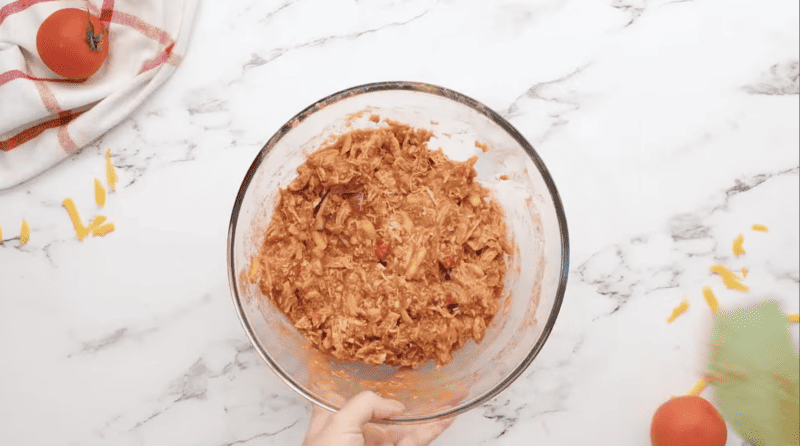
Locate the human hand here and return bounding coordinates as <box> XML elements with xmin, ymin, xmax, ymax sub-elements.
<box><xmin>302</xmin><ymin>391</ymin><xmax>454</xmax><ymax>446</ymax></box>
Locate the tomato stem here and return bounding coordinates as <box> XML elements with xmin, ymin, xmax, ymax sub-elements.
<box><xmin>84</xmin><ymin>8</ymin><xmax>106</xmax><ymax>52</ymax></box>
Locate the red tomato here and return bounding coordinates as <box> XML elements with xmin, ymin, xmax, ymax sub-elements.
<box><xmin>651</xmin><ymin>396</ymin><xmax>727</xmax><ymax>446</ymax></box>
<box><xmin>375</xmin><ymin>241</ymin><xmax>390</xmax><ymax>261</ymax></box>
<box><xmin>36</xmin><ymin>8</ymin><xmax>109</xmax><ymax>80</ymax></box>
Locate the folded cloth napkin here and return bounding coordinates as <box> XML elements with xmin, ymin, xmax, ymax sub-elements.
<box><xmin>0</xmin><ymin>0</ymin><xmax>197</xmax><ymax>190</ymax></box>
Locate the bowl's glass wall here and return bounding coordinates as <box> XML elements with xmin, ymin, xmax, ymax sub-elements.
<box><xmin>229</xmin><ymin>85</ymin><xmax>567</xmax><ymax>423</ymax></box>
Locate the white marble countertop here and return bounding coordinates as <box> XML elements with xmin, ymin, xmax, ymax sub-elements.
<box><xmin>1</xmin><ymin>0</ymin><xmax>798</xmax><ymax>445</ymax></box>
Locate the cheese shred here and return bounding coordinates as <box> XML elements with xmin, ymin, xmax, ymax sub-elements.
<box><xmin>667</xmin><ymin>300</ymin><xmax>690</xmax><ymax>323</ymax></box>
<box><xmin>20</xmin><ymin>220</ymin><xmax>29</xmax><ymax>245</ymax></box>
<box><xmin>106</xmin><ymin>150</ymin><xmax>118</xmax><ymax>191</ymax></box>
<box><xmin>62</xmin><ymin>198</ymin><xmax>91</xmax><ymax>240</ymax></box>
<box><xmin>732</xmin><ymin>234</ymin><xmax>745</xmax><ymax>256</ymax></box>
<box><xmin>751</xmin><ymin>224</ymin><xmax>768</xmax><ymax>232</ymax></box>
<box><xmin>92</xmin><ymin>222</ymin><xmax>115</xmax><ymax>236</ymax></box>
<box><xmin>687</xmin><ymin>377</ymin><xmax>708</xmax><ymax>396</ymax></box>
<box><xmin>88</xmin><ymin>216</ymin><xmax>107</xmax><ymax>230</ymax></box>
<box><xmin>94</xmin><ymin>178</ymin><xmax>106</xmax><ymax>207</ymax></box>
<box><xmin>710</xmin><ymin>264</ymin><xmax>750</xmax><ymax>291</ymax></box>
<box><xmin>703</xmin><ymin>287</ymin><xmax>720</xmax><ymax>315</ymax></box>
<box><xmin>786</xmin><ymin>313</ymin><xmax>799</xmax><ymax>324</ymax></box>
<box><xmin>741</xmin><ymin>267</ymin><xmax>748</xmax><ymax>278</ymax></box>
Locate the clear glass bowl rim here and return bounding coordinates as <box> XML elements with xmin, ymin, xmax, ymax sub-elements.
<box><xmin>227</xmin><ymin>81</ymin><xmax>570</xmax><ymax>423</ymax></box>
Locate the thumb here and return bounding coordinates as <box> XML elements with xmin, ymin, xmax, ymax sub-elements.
<box><xmin>332</xmin><ymin>391</ymin><xmax>405</xmax><ymax>432</ymax></box>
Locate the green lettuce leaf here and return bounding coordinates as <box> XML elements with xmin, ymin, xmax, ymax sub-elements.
<box><xmin>708</xmin><ymin>300</ymin><xmax>799</xmax><ymax>446</ymax></box>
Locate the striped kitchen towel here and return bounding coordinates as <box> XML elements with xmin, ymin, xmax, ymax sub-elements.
<box><xmin>0</xmin><ymin>0</ymin><xmax>197</xmax><ymax>190</ymax></box>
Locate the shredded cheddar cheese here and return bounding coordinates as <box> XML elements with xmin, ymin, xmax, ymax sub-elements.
<box><xmin>703</xmin><ymin>287</ymin><xmax>720</xmax><ymax>315</ymax></box>
<box><xmin>732</xmin><ymin>234</ymin><xmax>745</xmax><ymax>256</ymax></box>
<box><xmin>62</xmin><ymin>198</ymin><xmax>91</xmax><ymax>240</ymax></box>
<box><xmin>710</xmin><ymin>264</ymin><xmax>750</xmax><ymax>291</ymax></box>
<box><xmin>667</xmin><ymin>300</ymin><xmax>690</xmax><ymax>323</ymax></box>
<box><xmin>106</xmin><ymin>150</ymin><xmax>118</xmax><ymax>191</ymax></box>
<box><xmin>0</xmin><ymin>225</ymin><xmax>3</xmax><ymax>242</ymax></box>
<box><xmin>88</xmin><ymin>215</ymin><xmax>107</xmax><ymax>230</ymax></box>
<box><xmin>94</xmin><ymin>178</ymin><xmax>106</xmax><ymax>207</ymax></box>
<box><xmin>687</xmin><ymin>377</ymin><xmax>708</xmax><ymax>396</ymax></box>
<box><xmin>666</xmin><ymin>225</ymin><xmax>792</xmax><ymax>402</ymax></box>
<box><xmin>19</xmin><ymin>220</ymin><xmax>30</xmax><ymax>245</ymax></box>
<box><xmin>91</xmin><ymin>222</ymin><xmax>115</xmax><ymax>236</ymax></box>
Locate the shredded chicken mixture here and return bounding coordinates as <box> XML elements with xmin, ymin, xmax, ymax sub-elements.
<box><xmin>248</xmin><ymin>120</ymin><xmax>510</xmax><ymax>367</ymax></box>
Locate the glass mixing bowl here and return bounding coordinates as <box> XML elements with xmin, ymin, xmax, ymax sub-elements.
<box><xmin>227</xmin><ymin>81</ymin><xmax>569</xmax><ymax>423</ymax></box>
